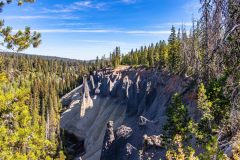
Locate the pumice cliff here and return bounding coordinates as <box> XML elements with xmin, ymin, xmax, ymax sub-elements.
<box><xmin>60</xmin><ymin>67</ymin><xmax>199</xmax><ymax>160</ymax></box>
<box><xmin>79</xmin><ymin>77</ymin><xmax>93</xmax><ymax>118</ymax></box>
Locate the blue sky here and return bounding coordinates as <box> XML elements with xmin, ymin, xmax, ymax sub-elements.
<box><xmin>0</xmin><ymin>0</ymin><xmax>200</xmax><ymax>60</ymax></box>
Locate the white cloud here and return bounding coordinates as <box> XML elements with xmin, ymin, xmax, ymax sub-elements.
<box><xmin>79</xmin><ymin>40</ymin><xmax>127</xmax><ymax>45</ymax></box>
<box><xmin>4</xmin><ymin>15</ymin><xmax>52</xmax><ymax>20</ymax></box>
<box><xmin>22</xmin><ymin>29</ymin><xmax>171</xmax><ymax>36</ymax></box>
<box><xmin>42</xmin><ymin>0</ymin><xmax>138</xmax><ymax>13</ymax></box>
<box><xmin>4</xmin><ymin>15</ymin><xmax>80</xmax><ymax>20</ymax></box>
<box><xmin>126</xmin><ymin>30</ymin><xmax>171</xmax><ymax>35</ymax></box>
<box><xmin>42</xmin><ymin>1</ymin><xmax>106</xmax><ymax>13</ymax></box>
<box><xmin>32</xmin><ymin>29</ymin><xmax>120</xmax><ymax>33</ymax></box>
<box><xmin>166</xmin><ymin>22</ymin><xmax>192</xmax><ymax>26</ymax></box>
<box><xmin>121</xmin><ymin>0</ymin><xmax>137</xmax><ymax>4</ymax></box>
<box><xmin>11</xmin><ymin>26</ymin><xmax>171</xmax><ymax>35</ymax></box>
<box><xmin>152</xmin><ymin>22</ymin><xmax>192</xmax><ymax>29</ymax></box>
<box><xmin>54</xmin><ymin>22</ymin><xmax>97</xmax><ymax>26</ymax></box>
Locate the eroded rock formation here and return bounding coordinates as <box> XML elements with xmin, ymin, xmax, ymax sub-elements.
<box><xmin>60</xmin><ymin>67</ymin><xmax>199</xmax><ymax>160</ymax></box>
<box><xmin>79</xmin><ymin>77</ymin><xmax>93</xmax><ymax>118</ymax></box>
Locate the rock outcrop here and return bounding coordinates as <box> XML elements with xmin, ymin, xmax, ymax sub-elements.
<box><xmin>102</xmin><ymin>121</ymin><xmax>115</xmax><ymax>151</ymax></box>
<box><xmin>143</xmin><ymin>134</ymin><xmax>163</xmax><ymax>149</ymax></box>
<box><xmin>79</xmin><ymin>77</ymin><xmax>93</xmax><ymax>118</ymax></box>
<box><xmin>60</xmin><ymin>67</ymin><xmax>199</xmax><ymax>160</ymax></box>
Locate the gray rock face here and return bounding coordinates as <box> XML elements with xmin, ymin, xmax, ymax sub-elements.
<box><xmin>61</xmin><ymin>67</ymin><xmax>199</xmax><ymax>160</ymax></box>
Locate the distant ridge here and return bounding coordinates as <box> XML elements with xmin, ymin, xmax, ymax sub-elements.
<box><xmin>0</xmin><ymin>51</ymin><xmax>95</xmax><ymax>63</ymax></box>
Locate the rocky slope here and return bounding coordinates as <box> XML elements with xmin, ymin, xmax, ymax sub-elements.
<box><xmin>60</xmin><ymin>67</ymin><xmax>199</xmax><ymax>160</ymax></box>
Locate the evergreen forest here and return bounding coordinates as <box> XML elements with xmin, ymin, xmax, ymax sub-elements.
<box><xmin>0</xmin><ymin>0</ymin><xmax>239</xmax><ymax>159</ymax></box>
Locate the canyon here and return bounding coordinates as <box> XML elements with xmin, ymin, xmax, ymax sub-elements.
<box><xmin>60</xmin><ymin>66</ymin><xmax>200</xmax><ymax>160</ymax></box>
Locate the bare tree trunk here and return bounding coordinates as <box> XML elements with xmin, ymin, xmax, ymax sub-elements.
<box><xmin>200</xmin><ymin>0</ymin><xmax>213</xmax><ymax>81</ymax></box>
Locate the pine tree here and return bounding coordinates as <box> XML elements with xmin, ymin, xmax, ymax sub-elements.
<box><xmin>164</xmin><ymin>93</ymin><xmax>190</xmax><ymax>140</ymax></box>
<box><xmin>200</xmin><ymin>0</ymin><xmax>212</xmax><ymax>81</ymax></box>
<box><xmin>133</xmin><ymin>52</ymin><xmax>138</xmax><ymax>65</ymax></box>
<box><xmin>0</xmin><ymin>73</ymin><xmax>53</xmax><ymax>159</ymax></box>
<box><xmin>196</xmin><ymin>83</ymin><xmax>214</xmax><ymax>141</ymax></box>
<box><xmin>166</xmin><ymin>134</ymin><xmax>199</xmax><ymax>160</ymax></box>
<box><xmin>168</xmin><ymin>26</ymin><xmax>181</xmax><ymax>72</ymax></box>
<box><xmin>147</xmin><ymin>44</ymin><xmax>154</xmax><ymax>67</ymax></box>
<box><xmin>197</xmin><ymin>83</ymin><xmax>213</xmax><ymax>123</ymax></box>
<box><xmin>140</xmin><ymin>47</ymin><xmax>149</xmax><ymax>67</ymax></box>
<box><xmin>224</xmin><ymin>0</ymin><xmax>240</xmax><ymax>143</ymax></box>
<box><xmin>154</xmin><ymin>43</ymin><xmax>160</xmax><ymax>65</ymax></box>
<box><xmin>159</xmin><ymin>40</ymin><xmax>168</xmax><ymax>68</ymax></box>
